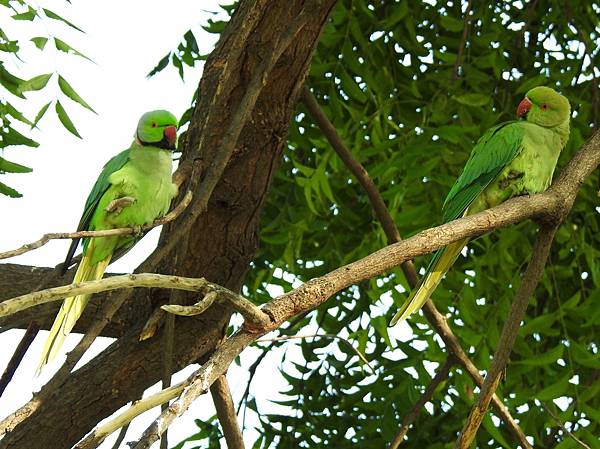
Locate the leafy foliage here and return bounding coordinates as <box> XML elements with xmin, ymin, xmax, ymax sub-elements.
<box><xmin>159</xmin><ymin>0</ymin><xmax>599</xmax><ymax>447</ymax></box>
<box><xmin>0</xmin><ymin>0</ymin><xmax>94</xmax><ymax>197</ymax></box>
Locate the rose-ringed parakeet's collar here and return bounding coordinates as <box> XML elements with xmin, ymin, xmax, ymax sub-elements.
<box><xmin>136</xmin><ymin>109</ymin><xmax>178</xmax><ymax>150</ymax></box>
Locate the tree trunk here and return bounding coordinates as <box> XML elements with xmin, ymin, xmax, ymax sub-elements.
<box><xmin>0</xmin><ymin>1</ymin><xmax>336</xmax><ymax>447</ymax></box>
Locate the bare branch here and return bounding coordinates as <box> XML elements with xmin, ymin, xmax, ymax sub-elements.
<box><xmin>389</xmin><ymin>357</ymin><xmax>455</xmax><ymax>448</ymax></box>
<box><xmin>454</xmin><ymin>226</ymin><xmax>558</xmax><ymax>448</ymax></box>
<box><xmin>0</xmin><ymin>191</ymin><xmax>192</xmax><ymax>261</ymax></box>
<box><xmin>542</xmin><ymin>403</ymin><xmax>593</xmax><ymax>449</ymax></box>
<box><xmin>210</xmin><ymin>375</ymin><xmax>245</xmax><ymax>449</ymax></box>
<box><xmin>74</xmin><ymin>382</ymin><xmax>185</xmax><ymax>449</ymax></box>
<box><xmin>0</xmin><ymin>273</ymin><xmax>209</xmax><ymax>318</ymax></box>
<box><xmin>0</xmin><ymin>322</ymin><xmax>39</xmax><ymax>397</ymax></box>
<box><xmin>161</xmin><ymin>291</ymin><xmax>217</xmax><ymax>316</ymax></box>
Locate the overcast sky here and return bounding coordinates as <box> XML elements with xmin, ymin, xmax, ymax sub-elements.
<box><xmin>0</xmin><ymin>1</ymin><xmax>300</xmax><ymax>447</ymax></box>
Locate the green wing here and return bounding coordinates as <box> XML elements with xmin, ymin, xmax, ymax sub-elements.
<box><xmin>425</xmin><ymin>121</ymin><xmax>524</xmax><ymax>272</ymax></box>
<box><xmin>441</xmin><ymin>121</ymin><xmax>524</xmax><ymax>223</ymax></box>
<box><xmin>62</xmin><ymin>149</ymin><xmax>130</xmax><ymax>274</ymax></box>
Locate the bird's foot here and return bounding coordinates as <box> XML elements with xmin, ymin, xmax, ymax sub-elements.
<box><xmin>105</xmin><ymin>196</ymin><xmax>136</xmax><ymax>215</ymax></box>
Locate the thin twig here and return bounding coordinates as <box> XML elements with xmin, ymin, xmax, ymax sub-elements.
<box><xmin>388</xmin><ymin>357</ymin><xmax>455</xmax><ymax>448</ymax></box>
<box><xmin>302</xmin><ymin>86</ymin><xmax>534</xmax><ymax>448</ymax></box>
<box><xmin>109</xmin><ymin>422</ymin><xmax>130</xmax><ymax>449</ymax></box>
<box><xmin>162</xmin><ymin>286</ymin><xmax>271</xmax><ymax>328</ymax></box>
<box><xmin>210</xmin><ymin>375</ymin><xmax>245</xmax><ymax>449</ymax></box>
<box><xmin>542</xmin><ymin>403</ymin><xmax>593</xmax><ymax>449</ymax></box>
<box><xmin>161</xmin><ymin>291</ymin><xmax>217</xmax><ymax>316</ymax></box>
<box><xmin>452</xmin><ymin>0</ymin><xmax>474</xmax><ymax>80</ymax></box>
<box><xmin>0</xmin><ymin>321</ymin><xmax>39</xmax><ymax>397</ymax></box>
<box><xmin>454</xmin><ymin>226</ymin><xmax>558</xmax><ymax>448</ymax></box>
<box><xmin>0</xmin><ymin>191</ymin><xmax>192</xmax><ymax>261</ymax></box>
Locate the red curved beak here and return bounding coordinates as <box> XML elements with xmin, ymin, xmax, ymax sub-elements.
<box><xmin>517</xmin><ymin>97</ymin><xmax>532</xmax><ymax>118</ymax></box>
<box><xmin>164</xmin><ymin>125</ymin><xmax>177</xmax><ymax>147</ymax></box>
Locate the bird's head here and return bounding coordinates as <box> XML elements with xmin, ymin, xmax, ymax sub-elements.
<box><xmin>516</xmin><ymin>86</ymin><xmax>570</xmax><ymax>128</ymax></box>
<box><xmin>136</xmin><ymin>110</ymin><xmax>178</xmax><ymax>150</ymax></box>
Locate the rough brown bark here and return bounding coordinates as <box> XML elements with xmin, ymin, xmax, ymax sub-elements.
<box><xmin>0</xmin><ymin>1</ymin><xmax>336</xmax><ymax>448</ymax></box>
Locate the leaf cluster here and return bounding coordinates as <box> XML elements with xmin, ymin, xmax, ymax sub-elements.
<box><xmin>0</xmin><ymin>0</ymin><xmax>94</xmax><ymax>197</ymax></box>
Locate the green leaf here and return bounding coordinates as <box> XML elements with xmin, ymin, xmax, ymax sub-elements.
<box><xmin>339</xmin><ymin>69</ymin><xmax>367</xmax><ymax>103</ymax></box>
<box><xmin>0</xmin><ymin>180</ymin><xmax>22</xmax><ymax>198</ymax></box>
<box><xmin>54</xmin><ymin>37</ymin><xmax>93</xmax><ymax>62</ymax></box>
<box><xmin>147</xmin><ymin>52</ymin><xmax>171</xmax><ymax>77</ymax></box>
<box><xmin>535</xmin><ymin>373</ymin><xmax>571</xmax><ymax>401</ymax></box>
<box><xmin>19</xmin><ymin>73</ymin><xmax>52</xmax><ymax>92</ymax></box>
<box><xmin>55</xmin><ymin>100</ymin><xmax>82</xmax><ymax>138</ymax></box>
<box><xmin>58</xmin><ymin>75</ymin><xmax>95</xmax><ymax>113</ymax></box>
<box><xmin>0</xmin><ymin>63</ymin><xmax>25</xmax><ymax>98</ymax></box>
<box><xmin>12</xmin><ymin>6</ymin><xmax>37</xmax><ymax>21</ymax></box>
<box><xmin>0</xmin><ymin>157</ymin><xmax>32</xmax><ymax>173</ymax></box>
<box><xmin>31</xmin><ymin>101</ymin><xmax>52</xmax><ymax>128</ymax></box>
<box><xmin>42</xmin><ymin>8</ymin><xmax>84</xmax><ymax>32</ymax></box>
<box><xmin>440</xmin><ymin>15</ymin><xmax>464</xmax><ymax>32</ymax></box>
<box><xmin>482</xmin><ymin>414</ymin><xmax>511</xmax><ymax>448</ymax></box>
<box><xmin>516</xmin><ymin>344</ymin><xmax>563</xmax><ymax>366</ymax></box>
<box><xmin>1</xmin><ymin>127</ymin><xmax>39</xmax><ymax>148</ymax></box>
<box><xmin>452</xmin><ymin>93</ymin><xmax>490</xmax><ymax>107</ymax></box>
<box><xmin>30</xmin><ymin>36</ymin><xmax>48</xmax><ymax>50</ymax></box>
<box><xmin>4</xmin><ymin>101</ymin><xmax>32</xmax><ymax>125</ymax></box>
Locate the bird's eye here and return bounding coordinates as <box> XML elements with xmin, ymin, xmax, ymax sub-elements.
<box><xmin>541</xmin><ymin>104</ymin><xmax>549</xmax><ymax>110</ymax></box>
<box><xmin>151</xmin><ymin>122</ymin><xmax>157</xmax><ymax>128</ymax></box>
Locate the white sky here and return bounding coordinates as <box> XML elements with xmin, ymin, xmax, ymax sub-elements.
<box><xmin>0</xmin><ymin>1</ymin><xmax>301</xmax><ymax>447</ymax></box>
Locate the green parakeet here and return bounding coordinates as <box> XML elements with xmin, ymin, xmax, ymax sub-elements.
<box><xmin>38</xmin><ymin>110</ymin><xmax>179</xmax><ymax>372</ymax></box>
<box><xmin>390</xmin><ymin>86</ymin><xmax>570</xmax><ymax>326</ymax></box>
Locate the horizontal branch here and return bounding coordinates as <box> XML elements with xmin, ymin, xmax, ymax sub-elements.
<box><xmin>0</xmin><ymin>274</ymin><xmax>209</xmax><ymax>318</ymax></box>
<box><xmin>0</xmin><ymin>191</ymin><xmax>192</xmax><ymax>261</ymax></box>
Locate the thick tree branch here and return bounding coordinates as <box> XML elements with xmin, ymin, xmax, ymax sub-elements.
<box><xmin>210</xmin><ymin>375</ymin><xmax>245</xmax><ymax>449</ymax></box>
<box><xmin>0</xmin><ymin>191</ymin><xmax>192</xmax><ymax>261</ymax></box>
<box><xmin>389</xmin><ymin>357</ymin><xmax>455</xmax><ymax>448</ymax></box>
<box><xmin>454</xmin><ymin>226</ymin><xmax>558</xmax><ymax>448</ymax></box>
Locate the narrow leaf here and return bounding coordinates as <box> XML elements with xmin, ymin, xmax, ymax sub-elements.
<box><xmin>30</xmin><ymin>36</ymin><xmax>48</xmax><ymax>50</ymax></box>
<box><xmin>147</xmin><ymin>52</ymin><xmax>171</xmax><ymax>78</ymax></box>
<box><xmin>0</xmin><ymin>180</ymin><xmax>22</xmax><ymax>198</ymax></box>
<box><xmin>11</xmin><ymin>6</ymin><xmax>37</xmax><ymax>21</ymax></box>
<box><xmin>54</xmin><ymin>38</ymin><xmax>93</xmax><ymax>62</ymax></box>
<box><xmin>0</xmin><ymin>63</ymin><xmax>25</xmax><ymax>98</ymax></box>
<box><xmin>58</xmin><ymin>75</ymin><xmax>96</xmax><ymax>113</ymax></box>
<box><xmin>452</xmin><ymin>93</ymin><xmax>490</xmax><ymax>107</ymax></box>
<box><xmin>19</xmin><ymin>73</ymin><xmax>52</xmax><ymax>92</ymax></box>
<box><xmin>1</xmin><ymin>127</ymin><xmax>39</xmax><ymax>148</ymax></box>
<box><xmin>55</xmin><ymin>101</ymin><xmax>81</xmax><ymax>138</ymax></box>
<box><xmin>0</xmin><ymin>157</ymin><xmax>33</xmax><ymax>173</ymax></box>
<box><xmin>42</xmin><ymin>8</ymin><xmax>84</xmax><ymax>32</ymax></box>
<box><xmin>31</xmin><ymin>101</ymin><xmax>52</xmax><ymax>128</ymax></box>
<box><xmin>5</xmin><ymin>102</ymin><xmax>32</xmax><ymax>125</ymax></box>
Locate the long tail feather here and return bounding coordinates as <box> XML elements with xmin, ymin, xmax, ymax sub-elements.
<box><xmin>390</xmin><ymin>238</ymin><xmax>468</xmax><ymax>326</ymax></box>
<box><xmin>37</xmin><ymin>244</ymin><xmax>110</xmax><ymax>374</ymax></box>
